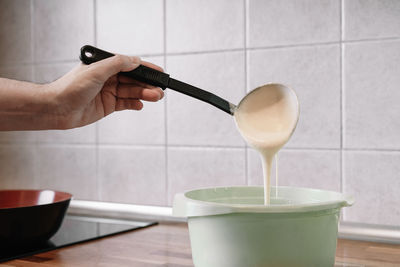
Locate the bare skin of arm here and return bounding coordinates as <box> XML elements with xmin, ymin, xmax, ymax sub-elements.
<box><xmin>0</xmin><ymin>54</ymin><xmax>164</xmax><ymax>131</ymax></box>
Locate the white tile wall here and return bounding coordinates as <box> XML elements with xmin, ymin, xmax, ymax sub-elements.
<box><xmin>98</xmin><ymin>107</ymin><xmax>164</xmax><ymax>145</ymax></box>
<box><xmin>0</xmin><ymin>0</ymin><xmax>32</xmax><ymax>64</ymax></box>
<box><xmin>0</xmin><ymin>145</ymin><xmax>37</xmax><ymax>189</ymax></box>
<box><xmin>167</xmin><ymin>147</ymin><xmax>246</xmax><ymax>204</ymax></box>
<box><xmin>0</xmin><ymin>0</ymin><xmax>399</xmax><ymax>231</ymax></box>
<box><xmin>99</xmin><ymin>146</ymin><xmax>166</xmax><ymax>205</ymax></box>
<box><xmin>33</xmin><ymin>62</ymin><xmax>78</xmax><ymax>84</ymax></box>
<box><xmin>247</xmin><ymin>0</ymin><xmax>340</xmax><ymax>48</ymax></box>
<box><xmin>0</xmin><ymin>131</ymin><xmax>37</xmax><ymax>144</ymax></box>
<box><xmin>97</xmin><ymin>0</ymin><xmax>164</xmax><ymax>56</ymax></box>
<box><xmin>166</xmin><ymin>0</ymin><xmax>244</xmax><ymax>53</ymax></box>
<box><xmin>34</xmin><ymin>145</ymin><xmax>97</xmax><ymax>200</ymax></box>
<box><xmin>344</xmin><ymin>40</ymin><xmax>400</xmax><ymax>149</ymax></box>
<box><xmin>33</xmin><ymin>0</ymin><xmax>94</xmax><ymax>62</ymax></box>
<box><xmin>248</xmin><ymin>45</ymin><xmax>341</xmax><ymax>149</ymax></box>
<box><xmin>248</xmin><ymin>149</ymin><xmax>341</xmax><ymax>191</ymax></box>
<box><xmin>0</xmin><ymin>65</ymin><xmax>33</xmax><ymax>81</ymax></box>
<box><xmin>35</xmin><ymin>126</ymin><xmax>96</xmax><ymax>145</ymax></box>
<box><xmin>166</xmin><ymin>51</ymin><xmax>245</xmax><ymax>146</ymax></box>
<box><xmin>344</xmin><ymin>151</ymin><xmax>400</xmax><ymax>226</ymax></box>
<box><xmin>343</xmin><ymin>0</ymin><xmax>400</xmax><ymax>41</ymax></box>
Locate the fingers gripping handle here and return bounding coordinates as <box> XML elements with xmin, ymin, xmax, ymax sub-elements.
<box><xmin>80</xmin><ymin>45</ymin><xmax>170</xmax><ymax>89</ymax></box>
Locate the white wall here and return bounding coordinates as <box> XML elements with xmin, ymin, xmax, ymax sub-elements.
<box><xmin>0</xmin><ymin>0</ymin><xmax>399</xmax><ymax>228</ymax></box>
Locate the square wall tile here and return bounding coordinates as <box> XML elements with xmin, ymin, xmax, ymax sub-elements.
<box><xmin>0</xmin><ymin>131</ymin><xmax>37</xmax><ymax>144</ymax></box>
<box><xmin>168</xmin><ymin>147</ymin><xmax>246</xmax><ymax>204</ymax></box>
<box><xmin>0</xmin><ymin>0</ymin><xmax>32</xmax><ymax>64</ymax></box>
<box><xmin>344</xmin><ymin>40</ymin><xmax>400</xmax><ymax>149</ymax></box>
<box><xmin>0</xmin><ymin>65</ymin><xmax>33</xmax><ymax>81</ymax></box>
<box><xmin>344</xmin><ymin>151</ymin><xmax>400</xmax><ymax>226</ymax></box>
<box><xmin>247</xmin><ymin>0</ymin><xmax>340</xmax><ymax>48</ymax></box>
<box><xmin>99</xmin><ymin>146</ymin><xmax>166</xmax><ymax>206</ymax></box>
<box><xmin>98</xmin><ymin>106</ymin><xmax>164</xmax><ymax>145</ymax></box>
<box><xmin>248</xmin><ymin>45</ymin><xmax>341</xmax><ymax>148</ymax></box>
<box><xmin>98</xmin><ymin>56</ymin><xmax>165</xmax><ymax>145</ymax></box>
<box><xmin>33</xmin><ymin>0</ymin><xmax>94</xmax><ymax>62</ymax></box>
<box><xmin>97</xmin><ymin>0</ymin><xmax>163</xmax><ymax>56</ymax></box>
<box><xmin>35</xmin><ymin>126</ymin><xmax>96</xmax><ymax>144</ymax></box>
<box><xmin>166</xmin><ymin>51</ymin><xmax>245</xmax><ymax>146</ymax></box>
<box><xmin>35</xmin><ymin>145</ymin><xmax>97</xmax><ymax>200</ymax></box>
<box><xmin>141</xmin><ymin>55</ymin><xmax>165</xmax><ymax>69</ymax></box>
<box><xmin>247</xmin><ymin>149</ymin><xmax>341</xmax><ymax>192</ymax></box>
<box><xmin>0</xmin><ymin>145</ymin><xmax>36</xmax><ymax>189</ymax></box>
<box><xmin>343</xmin><ymin>0</ymin><xmax>400</xmax><ymax>40</ymax></box>
<box><xmin>34</xmin><ymin>62</ymin><xmax>78</xmax><ymax>84</ymax></box>
<box><xmin>166</xmin><ymin>0</ymin><xmax>244</xmax><ymax>53</ymax></box>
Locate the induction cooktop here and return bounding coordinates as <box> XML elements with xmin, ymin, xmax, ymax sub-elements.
<box><xmin>0</xmin><ymin>215</ymin><xmax>157</xmax><ymax>263</ymax></box>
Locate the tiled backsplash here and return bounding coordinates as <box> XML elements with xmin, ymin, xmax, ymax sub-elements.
<box><xmin>0</xmin><ymin>0</ymin><xmax>399</xmax><ymax>228</ymax></box>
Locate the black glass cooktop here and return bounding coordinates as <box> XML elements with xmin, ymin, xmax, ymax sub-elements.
<box><xmin>0</xmin><ymin>215</ymin><xmax>157</xmax><ymax>263</ymax></box>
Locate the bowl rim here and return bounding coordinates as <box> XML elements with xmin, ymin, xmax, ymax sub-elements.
<box><xmin>0</xmin><ymin>189</ymin><xmax>73</xmax><ymax>210</ymax></box>
<box><xmin>173</xmin><ymin>186</ymin><xmax>354</xmax><ymax>217</ymax></box>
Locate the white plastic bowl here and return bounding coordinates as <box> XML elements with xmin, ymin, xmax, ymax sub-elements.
<box><xmin>173</xmin><ymin>186</ymin><xmax>354</xmax><ymax>267</ymax></box>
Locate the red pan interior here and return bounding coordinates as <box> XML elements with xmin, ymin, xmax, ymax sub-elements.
<box><xmin>0</xmin><ymin>189</ymin><xmax>72</xmax><ymax>248</ymax></box>
<box><xmin>0</xmin><ymin>190</ymin><xmax>72</xmax><ymax>209</ymax></box>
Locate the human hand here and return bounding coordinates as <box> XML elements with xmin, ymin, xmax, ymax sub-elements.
<box><xmin>46</xmin><ymin>54</ymin><xmax>164</xmax><ymax>129</ymax></box>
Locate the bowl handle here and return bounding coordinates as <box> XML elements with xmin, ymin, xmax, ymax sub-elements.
<box><xmin>343</xmin><ymin>194</ymin><xmax>355</xmax><ymax>207</ymax></box>
<box><xmin>172</xmin><ymin>193</ymin><xmax>187</xmax><ymax>217</ymax></box>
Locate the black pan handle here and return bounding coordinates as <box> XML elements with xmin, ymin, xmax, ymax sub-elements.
<box><xmin>80</xmin><ymin>45</ymin><xmax>170</xmax><ymax>89</ymax></box>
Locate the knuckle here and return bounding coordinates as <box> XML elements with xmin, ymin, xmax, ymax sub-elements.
<box><xmin>135</xmin><ymin>102</ymin><xmax>143</xmax><ymax>110</ymax></box>
<box><xmin>113</xmin><ymin>55</ymin><xmax>125</xmax><ymax>66</ymax></box>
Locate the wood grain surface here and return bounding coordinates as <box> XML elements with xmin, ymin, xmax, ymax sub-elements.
<box><xmin>1</xmin><ymin>222</ymin><xmax>399</xmax><ymax>267</ymax></box>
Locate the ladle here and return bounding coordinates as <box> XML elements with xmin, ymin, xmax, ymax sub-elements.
<box><xmin>79</xmin><ymin>45</ymin><xmax>299</xmax><ymax>124</ymax></box>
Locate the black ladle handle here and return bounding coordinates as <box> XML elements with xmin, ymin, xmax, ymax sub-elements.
<box><xmin>80</xmin><ymin>45</ymin><xmax>170</xmax><ymax>89</ymax></box>
<box><xmin>80</xmin><ymin>45</ymin><xmax>236</xmax><ymax>115</ymax></box>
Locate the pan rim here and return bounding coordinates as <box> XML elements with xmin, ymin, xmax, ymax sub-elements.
<box><xmin>0</xmin><ymin>189</ymin><xmax>73</xmax><ymax>210</ymax></box>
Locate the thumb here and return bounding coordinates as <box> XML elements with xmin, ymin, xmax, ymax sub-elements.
<box><xmin>88</xmin><ymin>54</ymin><xmax>141</xmax><ymax>83</ymax></box>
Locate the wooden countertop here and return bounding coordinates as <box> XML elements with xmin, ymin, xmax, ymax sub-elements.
<box><xmin>2</xmin><ymin>222</ymin><xmax>399</xmax><ymax>267</ymax></box>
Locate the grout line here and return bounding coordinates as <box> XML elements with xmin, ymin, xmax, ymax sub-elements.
<box><xmin>0</xmin><ymin>143</ymin><xmax>37</xmax><ymax>148</ymax></box>
<box><xmin>284</xmin><ymin>147</ymin><xmax>340</xmax><ymax>151</ymax></box>
<box><xmin>32</xmin><ymin>138</ymin><xmax>39</xmax><ymax>190</ymax></box>
<box><xmin>3</xmin><ymin>37</ymin><xmax>400</xmax><ymax>69</ymax></box>
<box><xmin>247</xmin><ymin>41</ymin><xmax>341</xmax><ymax>51</ymax></box>
<box><xmin>162</xmin><ymin>144</ymin><xmax>246</xmax><ymax>149</ymax></box>
<box><xmin>3</xmin><ymin>142</ymin><xmax>400</xmax><ymax>153</ymax></box>
<box><xmin>339</xmin><ymin>0</ymin><xmax>344</xmax><ymax>195</ymax></box>
<box><xmin>29</xmin><ymin>0</ymin><xmax>38</xmax><ymax>185</ymax></box>
<box><xmin>93</xmin><ymin>0</ymin><xmax>101</xmax><ymax>202</ymax></box>
<box><xmin>341</xmin><ymin>153</ymin><xmax>346</xmax><ymax>220</ymax></box>
<box><xmin>95</xmin><ymin>125</ymin><xmax>100</xmax><ymax>201</ymax></box>
<box><xmin>243</xmin><ymin>0</ymin><xmax>248</xmax><ymax>185</ymax></box>
<box><xmin>339</xmin><ymin>0</ymin><xmax>343</xmax><ymax>150</ymax></box>
<box><xmin>30</xmin><ymin>0</ymin><xmax>35</xmax><ymax>74</ymax></box>
<box><xmin>98</xmin><ymin>144</ymin><xmax>245</xmax><ymax>150</ymax></box>
<box><xmin>341</xmin><ymin>0</ymin><xmax>345</xmax><ymax>41</ymax></box>
<box><xmin>165</xmin><ymin>48</ymin><xmax>244</xmax><ymax>57</ymax></box>
<box><xmin>163</xmin><ymin>0</ymin><xmax>167</xmax><ymax>58</ymax></box>
<box><xmin>93</xmin><ymin>0</ymin><xmax>97</xmax><ymax>46</ymax></box>
<box><xmin>0</xmin><ymin>60</ymin><xmax>79</xmax><ymax>68</ymax></box>
<box><xmin>342</xmin><ymin>36</ymin><xmax>400</xmax><ymax>44</ymax></box>
<box><xmin>163</xmin><ymin>0</ymin><xmax>169</xmax><ymax>206</ymax></box>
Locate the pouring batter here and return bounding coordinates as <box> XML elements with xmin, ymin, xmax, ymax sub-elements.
<box><xmin>234</xmin><ymin>84</ymin><xmax>299</xmax><ymax>204</ymax></box>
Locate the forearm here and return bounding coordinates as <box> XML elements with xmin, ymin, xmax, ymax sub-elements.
<box><xmin>0</xmin><ymin>78</ymin><xmax>57</xmax><ymax>131</ymax></box>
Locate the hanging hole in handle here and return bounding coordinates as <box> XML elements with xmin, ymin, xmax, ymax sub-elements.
<box><xmin>84</xmin><ymin>51</ymin><xmax>93</xmax><ymax>58</ymax></box>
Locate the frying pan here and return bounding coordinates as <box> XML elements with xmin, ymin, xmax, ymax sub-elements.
<box><xmin>0</xmin><ymin>190</ymin><xmax>72</xmax><ymax>248</ymax></box>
